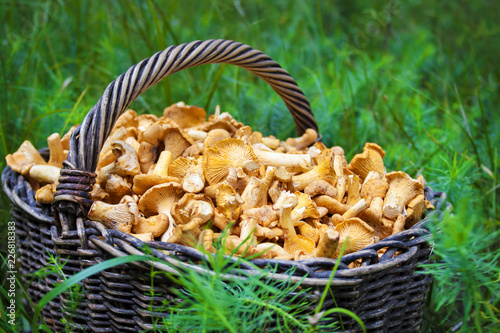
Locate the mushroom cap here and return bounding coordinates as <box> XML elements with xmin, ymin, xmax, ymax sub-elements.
<box><xmin>6</xmin><ymin>140</ymin><xmax>47</xmax><ymax>175</ymax></box>
<box><xmin>216</xmin><ymin>184</ymin><xmax>244</xmax><ymax>221</ymax></box>
<box><xmin>87</xmin><ymin>201</ymin><xmax>138</xmax><ymax>233</ymax></box>
<box><xmin>171</xmin><ymin>193</ymin><xmax>214</xmax><ymax>225</ymax></box>
<box><xmin>203</xmin><ymin>129</ymin><xmax>231</xmax><ymax>152</ymax></box>
<box><xmin>335</xmin><ymin>217</ymin><xmax>375</xmax><ymax>255</ymax></box>
<box><xmin>383</xmin><ymin>171</ymin><xmax>424</xmax><ymax>219</ymax></box>
<box><xmin>203</xmin><ymin>139</ymin><xmax>262</xmax><ymax>185</ymax></box>
<box><xmin>169</xmin><ymin>157</ymin><xmax>205</xmax><ymax>193</ymax></box>
<box><xmin>138</xmin><ymin>182</ymin><xmax>183</xmax><ymax>217</ymax></box>
<box><xmin>132</xmin><ymin>174</ymin><xmax>181</xmax><ymax>195</ymax></box>
<box><xmin>113</xmin><ymin>109</ymin><xmax>138</xmax><ymax>131</ymax></box>
<box><xmin>290</xmin><ymin>154</ymin><xmax>336</xmax><ymax>191</ymax></box>
<box><xmin>132</xmin><ymin>214</ymin><xmax>170</xmax><ymax>237</ymax></box>
<box><xmin>163</xmin><ymin>127</ymin><xmax>196</xmax><ymax>160</ymax></box>
<box><xmin>348</xmin><ymin>142</ymin><xmax>386</xmax><ymax>180</ymax></box>
<box><xmin>163</xmin><ymin>102</ymin><xmax>207</xmax><ymax>129</ymax></box>
<box><xmin>360</xmin><ymin>178</ymin><xmax>389</xmax><ymax>202</ymax></box>
<box><xmin>35</xmin><ymin>184</ymin><xmax>57</xmax><ymax>204</ymax></box>
<box><xmin>110</xmin><ymin>140</ymin><xmax>141</xmax><ymax>177</ymax></box>
<box><xmin>292</xmin><ymin>192</ymin><xmax>320</xmax><ymax>222</ymax></box>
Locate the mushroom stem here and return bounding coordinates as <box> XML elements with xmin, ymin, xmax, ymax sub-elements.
<box><xmin>47</xmin><ymin>133</ymin><xmax>65</xmax><ymax>168</ymax></box>
<box><xmin>314</xmin><ymin>229</ymin><xmax>340</xmax><ymax>258</ymax></box>
<box><xmin>342</xmin><ymin>198</ymin><xmax>367</xmax><ymax>220</ymax></box>
<box><xmin>252</xmin><ymin>148</ymin><xmax>312</xmax><ymax>169</ymax></box>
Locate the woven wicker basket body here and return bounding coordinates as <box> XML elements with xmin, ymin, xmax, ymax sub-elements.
<box><xmin>2</xmin><ymin>39</ymin><xmax>446</xmax><ymax>333</ymax></box>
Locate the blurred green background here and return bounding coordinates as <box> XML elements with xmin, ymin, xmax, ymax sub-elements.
<box><xmin>1</xmin><ymin>0</ymin><xmax>499</xmax><ymax>332</ymax></box>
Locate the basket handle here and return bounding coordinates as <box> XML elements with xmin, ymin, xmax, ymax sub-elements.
<box><xmin>54</xmin><ymin>39</ymin><xmax>319</xmax><ymax>233</ymax></box>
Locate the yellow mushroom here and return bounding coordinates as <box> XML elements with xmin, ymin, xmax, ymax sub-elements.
<box><xmin>87</xmin><ymin>201</ymin><xmax>139</xmax><ymax>233</ymax></box>
<box><xmin>289</xmin><ymin>154</ymin><xmax>336</xmax><ymax>191</ymax></box>
<box><xmin>168</xmin><ymin>217</ymin><xmax>204</xmax><ymax>247</ymax></box>
<box><xmin>137</xmin><ymin>182</ymin><xmax>183</xmax><ymax>241</ymax></box>
<box><xmin>133</xmin><ymin>151</ymin><xmax>180</xmax><ymax>195</ymax></box>
<box><xmin>47</xmin><ymin>133</ymin><xmax>65</xmax><ymax>168</ymax></box>
<box><xmin>170</xmin><ymin>193</ymin><xmax>214</xmax><ymax>225</ymax></box>
<box><xmin>202</xmin><ymin>129</ymin><xmax>231</xmax><ymax>153</ymax></box>
<box><xmin>5</xmin><ymin>140</ymin><xmax>47</xmax><ymax>176</ymax></box>
<box><xmin>285</xmin><ymin>128</ymin><xmax>318</xmax><ymax>150</ymax></box>
<box><xmin>198</xmin><ymin>229</ymin><xmax>216</xmax><ymax>253</ymax></box>
<box><xmin>169</xmin><ymin>156</ymin><xmax>205</xmax><ymax>193</ymax></box>
<box><xmin>347</xmin><ymin>142</ymin><xmax>386</xmax><ymax>180</ymax></box>
<box><xmin>203</xmin><ymin>139</ymin><xmax>263</xmax><ymax>185</ymax></box>
<box><xmin>35</xmin><ymin>184</ymin><xmax>57</xmax><ymax>204</ymax></box>
<box><xmin>163</xmin><ymin>102</ymin><xmax>207</xmax><ymax>129</ymax></box>
<box><xmin>304</xmin><ymin>180</ymin><xmax>337</xmax><ymax>198</ymax></box>
<box><xmin>335</xmin><ymin>218</ymin><xmax>375</xmax><ymax>255</ymax></box>
<box><xmin>215</xmin><ymin>184</ymin><xmax>244</xmax><ymax>221</ymax></box>
<box><xmin>29</xmin><ymin>165</ymin><xmax>61</xmax><ymax>184</ymax></box>
<box><xmin>314</xmin><ymin>228</ymin><xmax>340</xmax><ymax>258</ymax></box>
<box><xmin>132</xmin><ymin>214</ymin><xmax>170</xmax><ymax>237</ymax></box>
<box><xmin>405</xmin><ymin>194</ymin><xmax>425</xmax><ymax>228</ymax></box>
<box><xmin>163</xmin><ymin>127</ymin><xmax>196</xmax><ymax>161</ymax></box>
<box><xmin>252</xmin><ymin>146</ymin><xmax>312</xmax><ymax>169</ymax></box>
<box><xmin>383</xmin><ymin>171</ymin><xmax>424</xmax><ymax>219</ymax></box>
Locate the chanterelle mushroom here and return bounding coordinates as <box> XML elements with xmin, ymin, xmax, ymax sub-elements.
<box><xmin>137</xmin><ymin>182</ymin><xmax>183</xmax><ymax>241</ymax></box>
<box><xmin>169</xmin><ymin>156</ymin><xmax>205</xmax><ymax>193</ymax></box>
<box><xmin>348</xmin><ymin>142</ymin><xmax>386</xmax><ymax>180</ymax></box>
<box><xmin>132</xmin><ymin>214</ymin><xmax>170</xmax><ymax>238</ymax></box>
<box><xmin>5</xmin><ymin>140</ymin><xmax>47</xmax><ymax>175</ymax></box>
<box><xmin>133</xmin><ymin>151</ymin><xmax>180</xmax><ymax>195</ymax></box>
<box><xmin>203</xmin><ymin>139</ymin><xmax>263</xmax><ymax>185</ymax></box>
<box><xmin>87</xmin><ymin>201</ymin><xmax>139</xmax><ymax>233</ymax></box>
<box><xmin>163</xmin><ymin>102</ymin><xmax>207</xmax><ymax>129</ymax></box>
<box><xmin>383</xmin><ymin>171</ymin><xmax>424</xmax><ymax>219</ymax></box>
<box><xmin>335</xmin><ymin>218</ymin><xmax>375</xmax><ymax>255</ymax></box>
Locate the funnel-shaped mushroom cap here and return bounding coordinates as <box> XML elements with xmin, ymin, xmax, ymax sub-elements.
<box><xmin>113</xmin><ymin>109</ymin><xmax>138</xmax><ymax>131</ymax></box>
<box><xmin>348</xmin><ymin>142</ymin><xmax>386</xmax><ymax>180</ymax></box>
<box><xmin>216</xmin><ymin>184</ymin><xmax>244</xmax><ymax>221</ymax></box>
<box><xmin>163</xmin><ymin>127</ymin><xmax>196</xmax><ymax>160</ymax></box>
<box><xmin>360</xmin><ymin>178</ymin><xmax>389</xmax><ymax>203</ymax></box>
<box><xmin>169</xmin><ymin>157</ymin><xmax>205</xmax><ymax>193</ymax></box>
<box><xmin>383</xmin><ymin>171</ymin><xmax>424</xmax><ymax>219</ymax></box>
<box><xmin>203</xmin><ymin>129</ymin><xmax>231</xmax><ymax>153</ymax></box>
<box><xmin>6</xmin><ymin>140</ymin><xmax>47</xmax><ymax>175</ymax></box>
<box><xmin>171</xmin><ymin>193</ymin><xmax>214</xmax><ymax>225</ymax></box>
<box><xmin>109</xmin><ymin>140</ymin><xmax>141</xmax><ymax>177</ymax></box>
<box><xmin>163</xmin><ymin>102</ymin><xmax>207</xmax><ymax>129</ymax></box>
<box><xmin>132</xmin><ymin>213</ymin><xmax>170</xmax><ymax>237</ymax></box>
<box><xmin>292</xmin><ymin>192</ymin><xmax>320</xmax><ymax>223</ymax></box>
<box><xmin>138</xmin><ymin>183</ymin><xmax>183</xmax><ymax>218</ymax></box>
<box><xmin>335</xmin><ymin>217</ymin><xmax>375</xmax><ymax>255</ymax></box>
<box><xmin>290</xmin><ymin>154</ymin><xmax>336</xmax><ymax>191</ymax></box>
<box><xmin>203</xmin><ymin>139</ymin><xmax>262</xmax><ymax>185</ymax></box>
<box><xmin>87</xmin><ymin>201</ymin><xmax>138</xmax><ymax>233</ymax></box>
<box><xmin>168</xmin><ymin>218</ymin><xmax>204</xmax><ymax>246</ymax></box>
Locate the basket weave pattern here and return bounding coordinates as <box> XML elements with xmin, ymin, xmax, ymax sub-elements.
<box><xmin>2</xmin><ymin>39</ymin><xmax>447</xmax><ymax>333</ymax></box>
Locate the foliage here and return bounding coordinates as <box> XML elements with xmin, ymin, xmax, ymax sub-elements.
<box><xmin>0</xmin><ymin>0</ymin><xmax>499</xmax><ymax>332</ymax></box>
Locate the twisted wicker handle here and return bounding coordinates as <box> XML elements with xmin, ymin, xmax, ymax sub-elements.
<box><xmin>66</xmin><ymin>39</ymin><xmax>318</xmax><ymax>173</ymax></box>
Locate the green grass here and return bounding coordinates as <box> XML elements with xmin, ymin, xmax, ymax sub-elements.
<box><xmin>1</xmin><ymin>0</ymin><xmax>499</xmax><ymax>332</ymax></box>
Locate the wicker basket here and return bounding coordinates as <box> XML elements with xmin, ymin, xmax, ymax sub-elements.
<box><xmin>2</xmin><ymin>39</ymin><xmax>447</xmax><ymax>333</ymax></box>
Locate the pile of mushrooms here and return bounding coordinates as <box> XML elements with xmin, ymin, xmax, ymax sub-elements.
<box><xmin>6</xmin><ymin>102</ymin><xmax>434</xmax><ymax>262</ymax></box>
